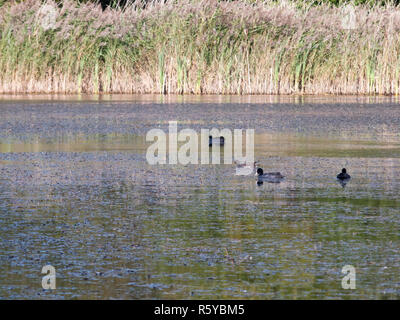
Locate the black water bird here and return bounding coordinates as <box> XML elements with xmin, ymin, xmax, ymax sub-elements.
<box><xmin>256</xmin><ymin>168</ymin><xmax>284</xmax><ymax>183</ymax></box>
<box><xmin>337</xmin><ymin>168</ymin><xmax>351</xmax><ymax>180</ymax></box>
<box><xmin>209</xmin><ymin>135</ymin><xmax>225</xmax><ymax>147</ymax></box>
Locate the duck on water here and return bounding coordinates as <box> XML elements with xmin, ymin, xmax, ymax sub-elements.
<box><xmin>234</xmin><ymin>160</ymin><xmax>258</xmax><ymax>176</ymax></box>
<box><xmin>209</xmin><ymin>135</ymin><xmax>225</xmax><ymax>147</ymax></box>
<box><xmin>337</xmin><ymin>168</ymin><xmax>351</xmax><ymax>180</ymax></box>
<box><xmin>256</xmin><ymin>167</ymin><xmax>284</xmax><ymax>183</ymax></box>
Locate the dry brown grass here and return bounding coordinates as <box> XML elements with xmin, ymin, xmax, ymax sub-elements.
<box><xmin>1</xmin><ymin>0</ymin><xmax>400</xmax><ymax>94</ymax></box>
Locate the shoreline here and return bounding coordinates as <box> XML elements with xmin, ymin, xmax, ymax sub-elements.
<box><xmin>0</xmin><ymin>93</ymin><xmax>399</xmax><ymax>104</ymax></box>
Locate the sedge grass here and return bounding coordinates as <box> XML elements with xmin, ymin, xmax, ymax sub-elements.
<box><xmin>1</xmin><ymin>0</ymin><xmax>400</xmax><ymax>94</ymax></box>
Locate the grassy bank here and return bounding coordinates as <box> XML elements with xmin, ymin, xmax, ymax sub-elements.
<box><xmin>1</xmin><ymin>0</ymin><xmax>400</xmax><ymax>94</ymax></box>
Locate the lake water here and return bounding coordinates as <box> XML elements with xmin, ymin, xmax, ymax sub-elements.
<box><xmin>1</xmin><ymin>95</ymin><xmax>400</xmax><ymax>299</ymax></box>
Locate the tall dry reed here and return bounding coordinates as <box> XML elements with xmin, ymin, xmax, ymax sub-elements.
<box><xmin>1</xmin><ymin>0</ymin><xmax>400</xmax><ymax>94</ymax></box>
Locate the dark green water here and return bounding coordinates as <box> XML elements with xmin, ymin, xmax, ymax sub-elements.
<box><xmin>0</xmin><ymin>95</ymin><xmax>399</xmax><ymax>299</ymax></box>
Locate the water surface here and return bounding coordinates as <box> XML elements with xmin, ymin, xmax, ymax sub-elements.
<box><xmin>0</xmin><ymin>95</ymin><xmax>400</xmax><ymax>299</ymax></box>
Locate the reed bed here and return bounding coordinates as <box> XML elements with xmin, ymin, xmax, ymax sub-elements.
<box><xmin>1</xmin><ymin>0</ymin><xmax>400</xmax><ymax>94</ymax></box>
